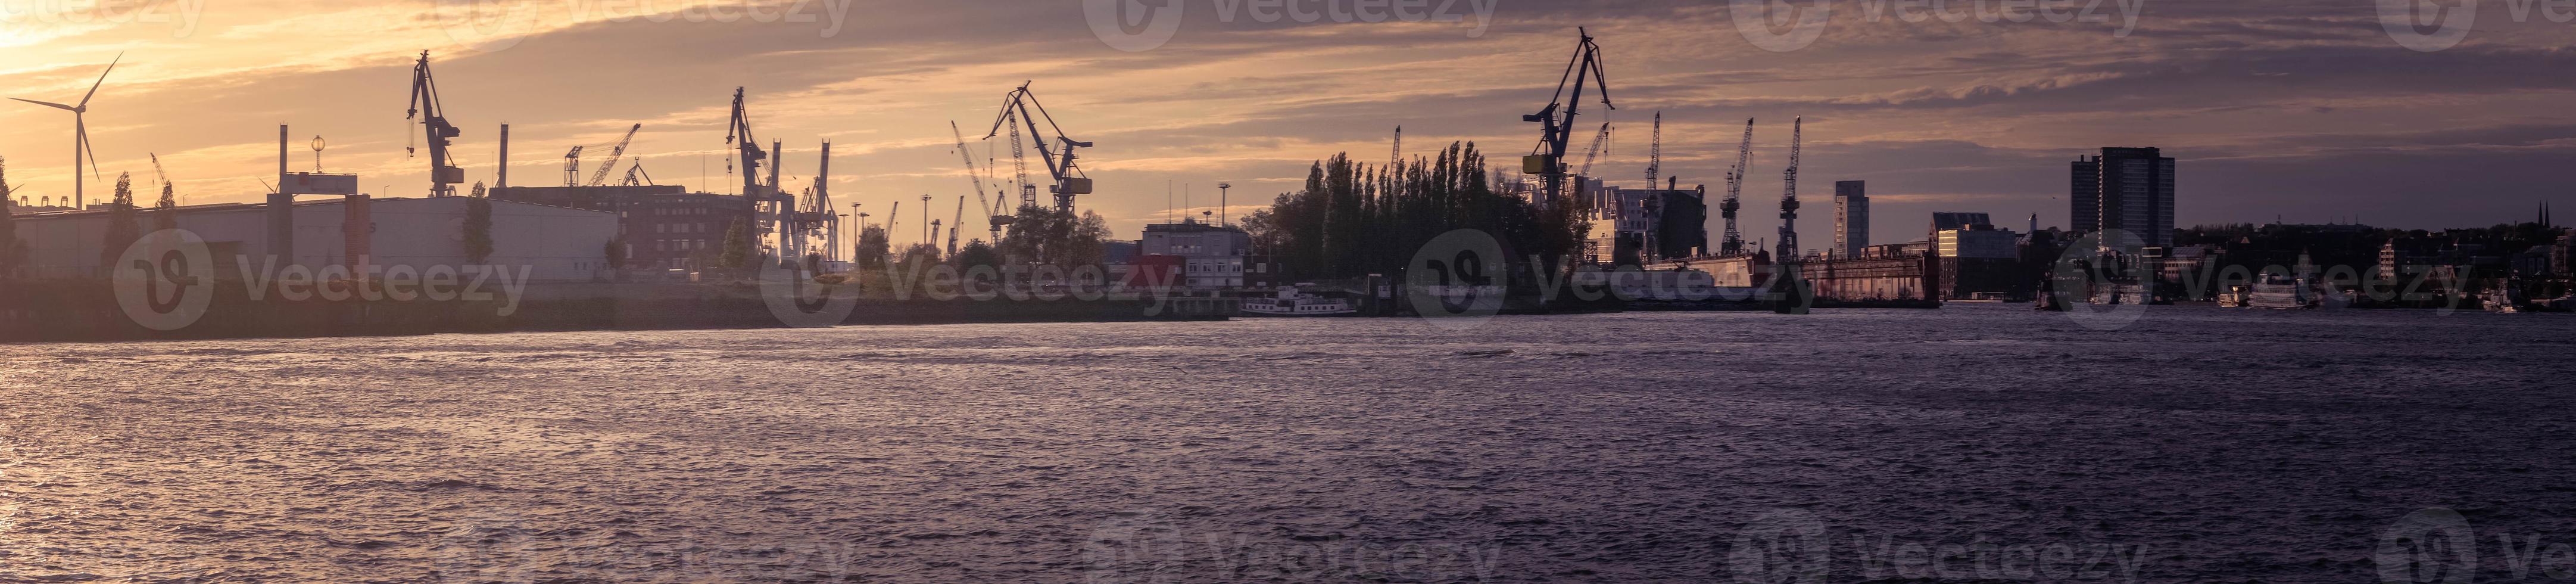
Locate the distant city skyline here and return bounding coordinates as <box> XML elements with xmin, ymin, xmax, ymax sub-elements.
<box><xmin>3</xmin><ymin>1</ymin><xmax>2570</xmax><ymax>251</ymax></box>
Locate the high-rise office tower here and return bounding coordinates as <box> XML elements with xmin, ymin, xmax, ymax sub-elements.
<box><xmin>1833</xmin><ymin>181</ymin><xmax>1869</xmax><ymax>257</ymax></box>
<box><xmin>2072</xmin><ymin>147</ymin><xmax>2176</xmax><ymax>247</ymax></box>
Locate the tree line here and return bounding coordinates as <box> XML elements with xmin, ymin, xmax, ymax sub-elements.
<box><xmin>1241</xmin><ymin>141</ymin><xmax>1589</xmax><ymax>281</ymax></box>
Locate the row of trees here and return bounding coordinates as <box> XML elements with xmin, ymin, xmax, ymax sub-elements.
<box><xmin>1242</xmin><ymin>141</ymin><xmax>1589</xmax><ymax>280</ymax></box>
<box><xmin>839</xmin><ymin>204</ymin><xmax>1111</xmax><ymax>274</ymax></box>
<box><xmin>0</xmin><ymin>157</ymin><xmax>21</xmax><ymax>278</ymax></box>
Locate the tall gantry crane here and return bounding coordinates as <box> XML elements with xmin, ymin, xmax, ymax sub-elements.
<box><xmin>1777</xmin><ymin>116</ymin><xmax>1804</xmax><ymax>263</ymax></box>
<box><xmin>1641</xmin><ymin>111</ymin><xmax>1663</xmax><ymax>262</ymax></box>
<box><xmin>951</xmin><ymin>120</ymin><xmax>1012</xmax><ymax>241</ymax></box>
<box><xmin>985</xmin><ymin>82</ymin><xmax>1094</xmax><ymax>214</ymax></box>
<box><xmin>1522</xmin><ymin>28</ymin><xmax>1613</xmax><ymax>210</ymax></box>
<box><xmin>1720</xmin><ymin>118</ymin><xmax>1754</xmax><ymax>256</ymax></box>
<box><xmin>1643</xmin><ymin>112</ymin><xmax>1661</xmax><ymax>192</ymax></box>
<box><xmin>406</xmin><ymin>51</ymin><xmax>464</xmax><ymax>197</ymax></box>
<box><xmin>726</xmin><ymin>88</ymin><xmax>781</xmax><ymax>260</ymax></box>
<box><xmin>585</xmin><ymin>124</ymin><xmax>641</xmax><ymax>186</ymax></box>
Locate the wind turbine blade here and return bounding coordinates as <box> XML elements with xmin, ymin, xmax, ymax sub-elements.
<box><xmin>79</xmin><ymin>119</ymin><xmax>100</xmax><ymax>181</ymax></box>
<box><xmin>80</xmin><ymin>52</ymin><xmax>123</xmax><ymax>108</ymax></box>
<box><xmin>10</xmin><ymin>97</ymin><xmax>76</xmax><ymax>111</ymax></box>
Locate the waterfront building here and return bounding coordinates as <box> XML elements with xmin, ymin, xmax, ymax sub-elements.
<box><xmin>491</xmin><ymin>185</ymin><xmax>754</xmax><ymax>270</ymax></box>
<box><xmin>8</xmin><ymin>196</ymin><xmax>617</xmax><ymax>281</ymax></box>
<box><xmin>2072</xmin><ymin>147</ymin><xmax>2176</xmax><ymax>248</ymax></box>
<box><xmin>1833</xmin><ymin>181</ymin><xmax>1868</xmax><ymax>258</ymax></box>
<box><xmin>1142</xmin><ymin>219</ymin><xmax>1250</xmax><ymax>289</ymax></box>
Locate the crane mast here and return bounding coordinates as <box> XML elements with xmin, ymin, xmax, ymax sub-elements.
<box><xmin>947</xmin><ymin>195</ymin><xmax>965</xmax><ymax>256</ymax></box>
<box><xmin>1522</xmin><ymin>28</ymin><xmax>1613</xmax><ymax>210</ymax></box>
<box><xmin>1642</xmin><ymin>111</ymin><xmax>1663</xmax><ymax>262</ymax></box>
<box><xmin>985</xmin><ymin>82</ymin><xmax>1094</xmax><ymax>214</ymax></box>
<box><xmin>1577</xmin><ymin>122</ymin><xmax>1613</xmax><ymax>178</ymax></box>
<box><xmin>1721</xmin><ymin>118</ymin><xmax>1753</xmax><ymax>256</ymax></box>
<box><xmin>725</xmin><ymin>88</ymin><xmax>775</xmax><ymax>262</ymax></box>
<box><xmin>406</xmin><ymin>51</ymin><xmax>464</xmax><ymax>197</ymax></box>
<box><xmin>1777</xmin><ymin>116</ymin><xmax>1804</xmax><ymax>263</ymax></box>
<box><xmin>585</xmin><ymin>124</ymin><xmax>641</xmax><ymax>186</ymax></box>
<box><xmin>952</xmin><ymin>120</ymin><xmax>1012</xmax><ymax>241</ymax></box>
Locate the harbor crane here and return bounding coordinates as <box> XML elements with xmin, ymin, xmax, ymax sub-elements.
<box><xmin>1641</xmin><ymin>111</ymin><xmax>1663</xmax><ymax>261</ymax></box>
<box><xmin>618</xmin><ymin>162</ymin><xmax>655</xmax><ymax>187</ymax></box>
<box><xmin>585</xmin><ymin>124</ymin><xmax>641</xmax><ymax>186</ymax></box>
<box><xmin>406</xmin><ymin>51</ymin><xmax>464</xmax><ymax>197</ymax></box>
<box><xmin>1778</xmin><ymin>116</ymin><xmax>1804</xmax><ymax>263</ymax></box>
<box><xmin>725</xmin><ymin>88</ymin><xmax>786</xmax><ymax>259</ymax></box>
<box><xmin>950</xmin><ymin>120</ymin><xmax>1012</xmax><ymax>241</ymax></box>
<box><xmin>1522</xmin><ymin>28</ymin><xmax>1613</xmax><ymax>210</ymax></box>
<box><xmin>1392</xmin><ymin>126</ymin><xmax>1403</xmax><ymax>169</ymax></box>
<box><xmin>560</xmin><ymin>145</ymin><xmax>583</xmax><ymax>187</ymax></box>
<box><xmin>1577</xmin><ymin>122</ymin><xmax>1613</xmax><ymax>178</ymax></box>
<box><xmin>1643</xmin><ymin>112</ymin><xmax>1661</xmax><ymax>194</ymax></box>
<box><xmin>947</xmin><ymin>195</ymin><xmax>966</xmax><ymax>256</ymax></box>
<box><xmin>1721</xmin><ymin>118</ymin><xmax>1753</xmax><ymax>256</ymax></box>
<box><xmin>984</xmin><ymin>82</ymin><xmax>1093</xmax><ymax>214</ymax></box>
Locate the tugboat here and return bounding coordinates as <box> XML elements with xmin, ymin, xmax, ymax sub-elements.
<box><xmin>1242</xmin><ymin>284</ymin><xmax>1357</xmax><ymax>317</ymax></box>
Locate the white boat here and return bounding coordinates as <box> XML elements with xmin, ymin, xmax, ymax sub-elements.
<box><xmin>1242</xmin><ymin>285</ymin><xmax>1356</xmax><ymax>317</ymax></box>
<box><xmin>2244</xmin><ymin>274</ymin><xmax>2313</xmax><ymax>309</ymax></box>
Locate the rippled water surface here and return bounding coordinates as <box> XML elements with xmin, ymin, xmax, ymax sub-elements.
<box><xmin>4</xmin><ymin>305</ymin><xmax>2574</xmax><ymax>582</ymax></box>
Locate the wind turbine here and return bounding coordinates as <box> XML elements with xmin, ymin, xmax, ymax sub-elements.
<box><xmin>11</xmin><ymin>52</ymin><xmax>120</xmax><ymax>210</ymax></box>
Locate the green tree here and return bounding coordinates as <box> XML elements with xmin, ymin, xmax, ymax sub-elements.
<box><xmin>0</xmin><ymin>156</ymin><xmax>20</xmax><ymax>277</ymax></box>
<box><xmin>605</xmin><ymin>237</ymin><xmax>628</xmax><ymax>270</ymax></box>
<box><xmin>854</xmin><ymin>225</ymin><xmax>891</xmax><ymax>271</ymax></box>
<box><xmin>99</xmin><ymin>173</ymin><xmax>141</xmax><ymax>275</ymax></box>
<box><xmin>952</xmin><ymin>239</ymin><xmax>1003</xmax><ymax>269</ymax></box>
<box><xmin>463</xmin><ymin>182</ymin><xmax>494</xmax><ymax>263</ymax></box>
<box><xmin>719</xmin><ymin>218</ymin><xmax>753</xmax><ymax>269</ymax></box>
<box><xmin>154</xmin><ymin>175</ymin><xmax>178</xmax><ymax>232</ymax></box>
<box><xmin>1253</xmin><ymin>141</ymin><xmax>1585</xmax><ymax>281</ymax></box>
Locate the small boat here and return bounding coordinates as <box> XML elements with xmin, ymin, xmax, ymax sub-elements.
<box><xmin>2484</xmin><ymin>288</ymin><xmax>2523</xmax><ymax>314</ymax></box>
<box><xmin>1242</xmin><ymin>285</ymin><xmax>1356</xmax><ymax>317</ymax></box>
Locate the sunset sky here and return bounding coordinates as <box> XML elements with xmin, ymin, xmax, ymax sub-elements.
<box><xmin>3</xmin><ymin>0</ymin><xmax>2569</xmax><ymax>251</ymax></box>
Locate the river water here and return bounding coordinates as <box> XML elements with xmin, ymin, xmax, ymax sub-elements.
<box><xmin>2</xmin><ymin>305</ymin><xmax>2571</xmax><ymax>582</ymax></box>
